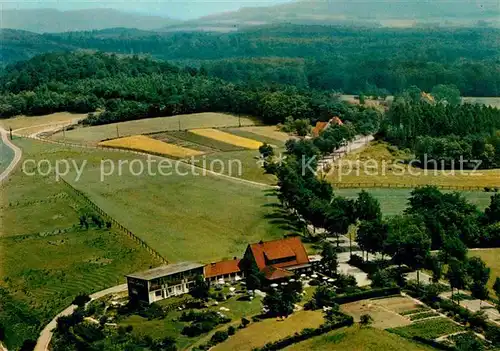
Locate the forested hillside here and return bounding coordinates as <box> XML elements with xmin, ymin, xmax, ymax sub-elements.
<box><xmin>2</xmin><ymin>25</ymin><xmax>499</xmax><ymax>96</ymax></box>
<box><xmin>0</xmin><ymin>52</ymin><xmax>380</xmax><ymax>134</ymax></box>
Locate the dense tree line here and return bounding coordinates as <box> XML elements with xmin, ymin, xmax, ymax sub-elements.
<box><xmin>382</xmin><ymin>88</ymin><xmax>500</xmax><ymax>169</ymax></box>
<box><xmin>2</xmin><ymin>25</ymin><xmax>500</xmax><ymax>96</ymax></box>
<box><xmin>0</xmin><ymin>52</ymin><xmax>381</xmax><ymax>130</ymax></box>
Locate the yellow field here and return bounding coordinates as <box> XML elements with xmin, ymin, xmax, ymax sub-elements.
<box><xmin>0</xmin><ymin>112</ymin><xmax>87</xmax><ymax>133</ymax></box>
<box><xmin>50</xmin><ymin>113</ymin><xmax>259</xmax><ymax>145</ymax></box>
<box><xmin>325</xmin><ymin>141</ymin><xmax>500</xmax><ymax>189</ymax></box>
<box><xmin>238</xmin><ymin>126</ymin><xmax>291</xmax><ymax>142</ymax></box>
<box><xmin>190</xmin><ymin>128</ymin><xmax>263</xmax><ymax>149</ymax></box>
<box><xmin>98</xmin><ymin>135</ymin><xmax>204</xmax><ymax>158</ymax></box>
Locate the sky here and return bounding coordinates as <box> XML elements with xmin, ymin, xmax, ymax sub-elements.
<box><xmin>1</xmin><ymin>0</ymin><xmax>293</xmax><ymax>19</ymax></box>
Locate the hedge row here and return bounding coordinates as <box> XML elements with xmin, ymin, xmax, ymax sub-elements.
<box><xmin>254</xmin><ymin>317</ymin><xmax>354</xmax><ymax>351</ymax></box>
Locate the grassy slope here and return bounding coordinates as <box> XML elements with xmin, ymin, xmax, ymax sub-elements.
<box><xmin>50</xmin><ymin>113</ymin><xmax>259</xmax><ymax>145</ymax></box>
<box><xmin>68</xmin><ymin>150</ymin><xmax>286</xmax><ymax>262</ymax></box>
<box><xmin>0</xmin><ymin>138</ymin><xmax>160</xmax><ymax>349</ymax></box>
<box><xmin>213</xmin><ymin>310</ymin><xmax>324</xmax><ymax>351</ymax></box>
<box><xmin>121</xmin><ymin>293</ymin><xmax>263</xmax><ymax>350</ymax></box>
<box><xmin>326</xmin><ymin>141</ymin><xmax>500</xmax><ymax>188</ymax></box>
<box><xmin>0</xmin><ymin>112</ymin><xmax>86</xmax><ymax>132</ymax></box>
<box><xmin>189</xmin><ymin>149</ymin><xmax>279</xmax><ymax>185</ymax></box>
<box><xmin>285</xmin><ymin>325</ymin><xmax>435</xmax><ymax>351</ymax></box>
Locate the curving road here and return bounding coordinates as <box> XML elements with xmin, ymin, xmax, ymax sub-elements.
<box><xmin>0</xmin><ymin>127</ymin><xmax>22</xmax><ymax>184</ymax></box>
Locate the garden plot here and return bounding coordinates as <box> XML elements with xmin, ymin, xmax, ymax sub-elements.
<box><xmin>341</xmin><ymin>298</ymin><xmax>412</xmax><ymax>329</ymax></box>
<box><xmin>190</xmin><ymin>128</ymin><xmax>263</xmax><ymax>149</ymax></box>
<box><xmin>98</xmin><ymin>135</ymin><xmax>204</xmax><ymax>159</ymax></box>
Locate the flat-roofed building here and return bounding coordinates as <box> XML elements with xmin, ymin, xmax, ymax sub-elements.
<box><xmin>126</xmin><ymin>262</ymin><xmax>204</xmax><ymax>304</ymax></box>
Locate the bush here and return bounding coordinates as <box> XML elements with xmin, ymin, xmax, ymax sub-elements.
<box><xmin>72</xmin><ymin>293</ymin><xmax>91</xmax><ymax>308</ymax></box>
<box><xmin>360</xmin><ymin>314</ymin><xmax>373</xmax><ymax>326</ymax></box>
<box><xmin>210</xmin><ymin>330</ymin><xmax>229</xmax><ymax>343</ymax></box>
<box><xmin>241</xmin><ymin>317</ymin><xmax>250</xmax><ymax>328</ymax></box>
<box><xmin>227</xmin><ymin>325</ymin><xmax>236</xmax><ymax>335</ymax></box>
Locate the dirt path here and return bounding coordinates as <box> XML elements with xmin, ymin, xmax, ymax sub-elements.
<box><xmin>0</xmin><ymin>127</ymin><xmax>22</xmax><ymax>185</ymax></box>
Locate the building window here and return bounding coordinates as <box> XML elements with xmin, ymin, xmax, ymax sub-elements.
<box><xmin>155</xmin><ymin>290</ymin><xmax>162</xmax><ymax>297</ymax></box>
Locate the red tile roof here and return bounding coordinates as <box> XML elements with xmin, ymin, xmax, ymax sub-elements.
<box><xmin>248</xmin><ymin>237</ymin><xmax>310</xmax><ymax>271</ymax></box>
<box><xmin>312</xmin><ymin>121</ymin><xmax>328</xmax><ymax>137</ymax></box>
<box><xmin>261</xmin><ymin>266</ymin><xmax>294</xmax><ymax>281</ymax></box>
<box><xmin>204</xmin><ymin>259</ymin><xmax>241</xmax><ymax>278</ymax></box>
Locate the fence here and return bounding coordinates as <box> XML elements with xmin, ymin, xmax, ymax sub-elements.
<box><xmin>331</xmin><ymin>182</ymin><xmax>499</xmax><ymax>192</ymax></box>
<box><xmin>60</xmin><ymin>178</ymin><xmax>169</xmax><ymax>265</ymax></box>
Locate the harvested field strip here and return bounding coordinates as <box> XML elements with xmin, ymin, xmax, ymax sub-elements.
<box><xmin>168</xmin><ymin>131</ymin><xmax>244</xmax><ymax>152</ymax></box>
<box><xmin>225</xmin><ymin>128</ymin><xmax>286</xmax><ymax>147</ymax></box>
<box><xmin>190</xmin><ymin>128</ymin><xmax>263</xmax><ymax>149</ymax></box>
<box><xmin>238</xmin><ymin>126</ymin><xmax>291</xmax><ymax>142</ymax></box>
<box><xmin>98</xmin><ymin>135</ymin><xmax>204</xmax><ymax>158</ymax></box>
<box><xmin>148</xmin><ymin>132</ymin><xmax>216</xmax><ymax>153</ymax></box>
<box><xmin>387</xmin><ymin>318</ymin><xmax>464</xmax><ymax>340</ymax></box>
<box><xmin>49</xmin><ymin>112</ymin><xmax>258</xmax><ymax>144</ymax></box>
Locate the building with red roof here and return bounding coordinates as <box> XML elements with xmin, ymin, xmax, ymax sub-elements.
<box><xmin>240</xmin><ymin>237</ymin><xmax>312</xmax><ymax>281</ymax></box>
<box><xmin>312</xmin><ymin>116</ymin><xmax>343</xmax><ymax>137</ymax></box>
<box><xmin>204</xmin><ymin>258</ymin><xmax>242</xmax><ymax>283</ymax></box>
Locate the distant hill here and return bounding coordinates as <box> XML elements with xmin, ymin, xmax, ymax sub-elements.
<box><xmin>0</xmin><ymin>8</ymin><xmax>179</xmax><ymax>33</ymax></box>
<box><xmin>182</xmin><ymin>0</ymin><xmax>500</xmax><ymax>28</ymax></box>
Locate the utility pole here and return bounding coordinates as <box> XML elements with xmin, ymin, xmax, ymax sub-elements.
<box><xmin>9</xmin><ymin>127</ymin><xmax>12</xmax><ymax>140</ymax></box>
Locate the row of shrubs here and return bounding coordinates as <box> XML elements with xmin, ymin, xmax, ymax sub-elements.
<box><xmin>333</xmin><ymin>287</ymin><xmax>401</xmax><ymax>304</ymax></box>
<box><xmin>484</xmin><ymin>187</ymin><xmax>499</xmax><ymax>193</ymax></box>
<box><xmin>254</xmin><ymin>316</ymin><xmax>354</xmax><ymax>351</ymax></box>
<box><xmin>193</xmin><ymin>317</ymin><xmax>257</xmax><ymax>350</ymax></box>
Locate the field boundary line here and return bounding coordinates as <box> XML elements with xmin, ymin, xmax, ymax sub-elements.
<box><xmin>331</xmin><ymin>182</ymin><xmax>500</xmax><ymax>191</ymax></box>
<box><xmin>59</xmin><ymin>178</ymin><xmax>169</xmax><ymax>265</ymax></box>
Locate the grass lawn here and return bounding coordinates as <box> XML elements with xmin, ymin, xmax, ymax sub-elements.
<box><xmin>189</xmin><ymin>149</ymin><xmax>279</xmax><ymax>185</ymax></box>
<box><xmin>120</xmin><ymin>294</ymin><xmax>263</xmax><ymax>350</ymax></box>
<box><xmin>470</xmin><ymin>249</ymin><xmax>500</xmax><ymax>295</ymax></box>
<box><xmin>387</xmin><ymin>318</ymin><xmax>464</xmax><ymax>340</ymax></box>
<box><xmin>46</xmin><ymin>138</ymin><xmax>286</xmax><ymax>262</ymax></box>
<box><xmin>0</xmin><ymin>112</ymin><xmax>86</xmax><ymax>132</ymax></box>
<box><xmin>50</xmin><ymin>113</ymin><xmax>258</xmax><ymax>145</ymax></box>
<box><xmin>0</xmin><ymin>134</ymin><xmax>14</xmax><ymax>174</ymax></box>
<box><xmin>213</xmin><ymin>310</ymin><xmax>325</xmax><ymax>351</ymax></box>
<box><xmin>326</xmin><ymin>141</ymin><xmax>500</xmax><ymax>189</ymax></box>
<box><xmin>1</xmin><ymin>138</ymin><xmax>160</xmax><ymax>349</ymax></box>
<box><xmin>284</xmin><ymin>325</ymin><xmax>436</xmax><ymax>351</ymax></box>
<box><xmin>335</xmin><ymin>188</ymin><xmax>492</xmax><ymax>216</ymax></box>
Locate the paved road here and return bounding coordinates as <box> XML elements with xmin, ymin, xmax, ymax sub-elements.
<box><xmin>0</xmin><ymin>127</ymin><xmax>22</xmax><ymax>184</ymax></box>
<box><xmin>34</xmin><ymin>284</ymin><xmax>127</xmax><ymax>351</ymax></box>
